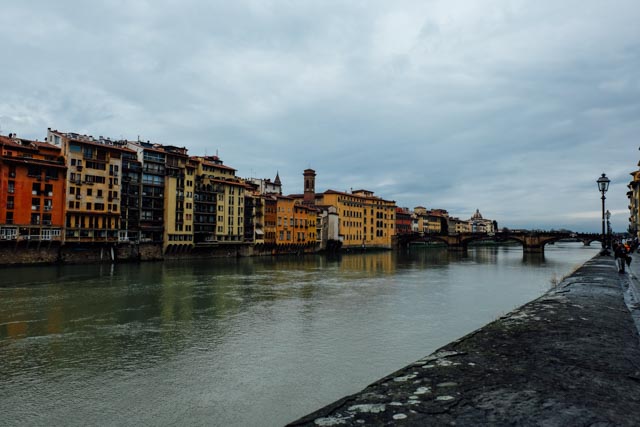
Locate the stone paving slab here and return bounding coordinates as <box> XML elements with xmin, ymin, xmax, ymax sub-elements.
<box><xmin>288</xmin><ymin>256</ymin><xmax>640</xmax><ymax>426</ymax></box>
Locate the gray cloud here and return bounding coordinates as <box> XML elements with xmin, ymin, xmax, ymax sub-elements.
<box><xmin>1</xmin><ymin>0</ymin><xmax>639</xmax><ymax>232</ymax></box>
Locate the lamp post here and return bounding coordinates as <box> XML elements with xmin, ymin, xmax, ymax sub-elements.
<box><xmin>606</xmin><ymin>209</ymin><xmax>611</xmax><ymax>249</ymax></box>
<box><xmin>597</xmin><ymin>173</ymin><xmax>610</xmax><ymax>255</ymax></box>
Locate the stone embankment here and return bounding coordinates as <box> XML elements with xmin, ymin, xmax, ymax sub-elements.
<box><xmin>289</xmin><ymin>256</ymin><xmax>640</xmax><ymax>426</ymax></box>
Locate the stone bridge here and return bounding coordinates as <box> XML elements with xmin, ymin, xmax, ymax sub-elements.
<box><xmin>396</xmin><ymin>231</ymin><xmax>603</xmax><ymax>254</ymax></box>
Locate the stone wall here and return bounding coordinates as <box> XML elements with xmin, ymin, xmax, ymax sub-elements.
<box><xmin>0</xmin><ymin>241</ymin><xmax>320</xmax><ymax>266</ymax></box>
<box><xmin>0</xmin><ymin>242</ymin><xmax>60</xmax><ymax>266</ymax></box>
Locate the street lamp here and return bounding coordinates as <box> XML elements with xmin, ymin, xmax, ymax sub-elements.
<box><xmin>606</xmin><ymin>209</ymin><xmax>611</xmax><ymax>249</ymax></box>
<box><xmin>597</xmin><ymin>173</ymin><xmax>610</xmax><ymax>255</ymax></box>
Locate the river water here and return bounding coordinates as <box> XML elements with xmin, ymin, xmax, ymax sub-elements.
<box><xmin>0</xmin><ymin>243</ymin><xmax>596</xmax><ymax>426</ymax></box>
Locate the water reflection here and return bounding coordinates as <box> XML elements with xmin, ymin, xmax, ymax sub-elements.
<box><xmin>0</xmin><ymin>243</ymin><xmax>597</xmax><ymax>426</ymax></box>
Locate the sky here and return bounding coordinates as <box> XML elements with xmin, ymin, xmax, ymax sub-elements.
<box><xmin>1</xmin><ymin>1</ymin><xmax>639</xmax><ymax>232</ymax></box>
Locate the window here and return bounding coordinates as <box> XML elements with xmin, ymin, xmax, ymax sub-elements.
<box><xmin>8</xmin><ymin>181</ymin><xmax>15</xmax><ymax>194</ymax></box>
<box><xmin>87</xmin><ymin>188</ymin><xmax>93</xmax><ymax>196</ymax></box>
<box><xmin>7</xmin><ymin>196</ymin><xmax>14</xmax><ymax>209</ymax></box>
<box><xmin>86</xmin><ymin>203</ymin><xmax>92</xmax><ymax>210</ymax></box>
<box><xmin>6</xmin><ymin>212</ymin><xmax>13</xmax><ymax>224</ymax></box>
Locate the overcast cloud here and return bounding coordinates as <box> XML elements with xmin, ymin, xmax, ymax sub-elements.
<box><xmin>1</xmin><ymin>0</ymin><xmax>639</xmax><ymax>232</ymax></box>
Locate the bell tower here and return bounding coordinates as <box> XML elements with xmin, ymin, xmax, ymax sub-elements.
<box><xmin>303</xmin><ymin>169</ymin><xmax>316</xmax><ymax>204</ymax></box>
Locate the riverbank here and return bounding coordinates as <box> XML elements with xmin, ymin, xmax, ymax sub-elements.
<box><xmin>289</xmin><ymin>255</ymin><xmax>640</xmax><ymax>426</ymax></box>
<box><xmin>0</xmin><ymin>241</ymin><xmax>324</xmax><ymax>267</ymax></box>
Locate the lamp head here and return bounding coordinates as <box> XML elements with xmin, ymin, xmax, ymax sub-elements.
<box><xmin>597</xmin><ymin>173</ymin><xmax>610</xmax><ymax>193</ymax></box>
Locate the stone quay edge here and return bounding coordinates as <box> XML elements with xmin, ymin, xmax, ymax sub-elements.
<box><xmin>288</xmin><ymin>256</ymin><xmax>640</xmax><ymax>426</ymax></box>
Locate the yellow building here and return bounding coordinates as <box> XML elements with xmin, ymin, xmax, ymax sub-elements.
<box><xmin>449</xmin><ymin>216</ymin><xmax>471</xmax><ymax>233</ymax></box>
<box><xmin>413</xmin><ymin>206</ymin><xmax>429</xmax><ymax>234</ymax></box>
<box><xmin>163</xmin><ymin>145</ymin><xmax>194</xmax><ymax>252</ymax></box>
<box><xmin>319</xmin><ymin>189</ymin><xmax>396</xmax><ymax>249</ymax></box>
<box><xmin>48</xmin><ymin>130</ymin><xmax>124</xmax><ymax>242</ymax></box>
<box><xmin>289</xmin><ymin>169</ymin><xmax>396</xmax><ymax>249</ymax></box>
<box><xmin>428</xmin><ymin>209</ymin><xmax>448</xmax><ymax>234</ymax></box>
<box><xmin>192</xmin><ymin>156</ymin><xmax>245</xmax><ymax>242</ymax></box>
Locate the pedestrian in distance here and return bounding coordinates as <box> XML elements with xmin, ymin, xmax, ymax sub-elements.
<box><xmin>613</xmin><ymin>241</ymin><xmax>627</xmax><ymax>273</ymax></box>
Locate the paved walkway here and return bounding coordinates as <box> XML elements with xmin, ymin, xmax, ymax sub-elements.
<box><xmin>289</xmin><ymin>256</ymin><xmax>640</xmax><ymax>426</ymax></box>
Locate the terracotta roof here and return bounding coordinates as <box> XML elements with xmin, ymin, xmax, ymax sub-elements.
<box><xmin>210</xmin><ymin>178</ymin><xmax>246</xmax><ymax>187</ymax></box>
<box><xmin>0</xmin><ymin>135</ymin><xmax>38</xmax><ymax>151</ymax></box>
<box><xmin>323</xmin><ymin>189</ymin><xmax>395</xmax><ymax>203</ymax></box>
<box><xmin>2</xmin><ymin>156</ymin><xmax>66</xmax><ymax>168</ymax></box>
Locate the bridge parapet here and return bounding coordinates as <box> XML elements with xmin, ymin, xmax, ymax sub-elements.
<box><xmin>398</xmin><ymin>231</ymin><xmax>597</xmax><ymax>254</ymax></box>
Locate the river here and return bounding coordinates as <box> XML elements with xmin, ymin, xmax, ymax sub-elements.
<box><xmin>0</xmin><ymin>243</ymin><xmax>596</xmax><ymax>426</ymax></box>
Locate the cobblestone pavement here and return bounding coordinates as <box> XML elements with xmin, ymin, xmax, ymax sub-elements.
<box><xmin>288</xmin><ymin>256</ymin><xmax>640</xmax><ymax>426</ymax></box>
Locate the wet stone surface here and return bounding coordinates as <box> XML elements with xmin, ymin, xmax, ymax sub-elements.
<box><xmin>288</xmin><ymin>257</ymin><xmax>640</xmax><ymax>426</ymax></box>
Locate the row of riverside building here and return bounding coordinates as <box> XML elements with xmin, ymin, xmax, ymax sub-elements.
<box><xmin>0</xmin><ymin>129</ymin><xmax>496</xmax><ymax>255</ymax></box>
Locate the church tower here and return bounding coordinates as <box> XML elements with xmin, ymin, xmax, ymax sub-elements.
<box><xmin>303</xmin><ymin>169</ymin><xmax>316</xmax><ymax>204</ymax></box>
<box><xmin>274</xmin><ymin>172</ymin><xmax>282</xmax><ymax>195</ymax></box>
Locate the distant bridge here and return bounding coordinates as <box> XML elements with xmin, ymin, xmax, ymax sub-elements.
<box><xmin>396</xmin><ymin>231</ymin><xmax>603</xmax><ymax>254</ymax></box>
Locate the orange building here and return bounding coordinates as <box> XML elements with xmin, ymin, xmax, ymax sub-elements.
<box><xmin>263</xmin><ymin>195</ymin><xmax>278</xmax><ymax>245</ymax></box>
<box><xmin>0</xmin><ymin>134</ymin><xmax>66</xmax><ymax>241</ymax></box>
<box><xmin>262</xmin><ymin>195</ymin><xmax>317</xmax><ymax>248</ymax></box>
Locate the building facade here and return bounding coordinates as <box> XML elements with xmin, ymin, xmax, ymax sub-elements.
<box><xmin>0</xmin><ymin>134</ymin><xmax>66</xmax><ymax>242</ymax></box>
<box><xmin>192</xmin><ymin>156</ymin><xmax>245</xmax><ymax>242</ymax></box>
<box><xmin>318</xmin><ymin>189</ymin><xmax>396</xmax><ymax>249</ymax></box>
<box><xmin>395</xmin><ymin>207</ymin><xmax>412</xmax><ymax>235</ymax></box>
<box><xmin>469</xmin><ymin>209</ymin><xmax>496</xmax><ymax>233</ymax></box>
<box><xmin>48</xmin><ymin>130</ymin><xmax>124</xmax><ymax>242</ymax></box>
